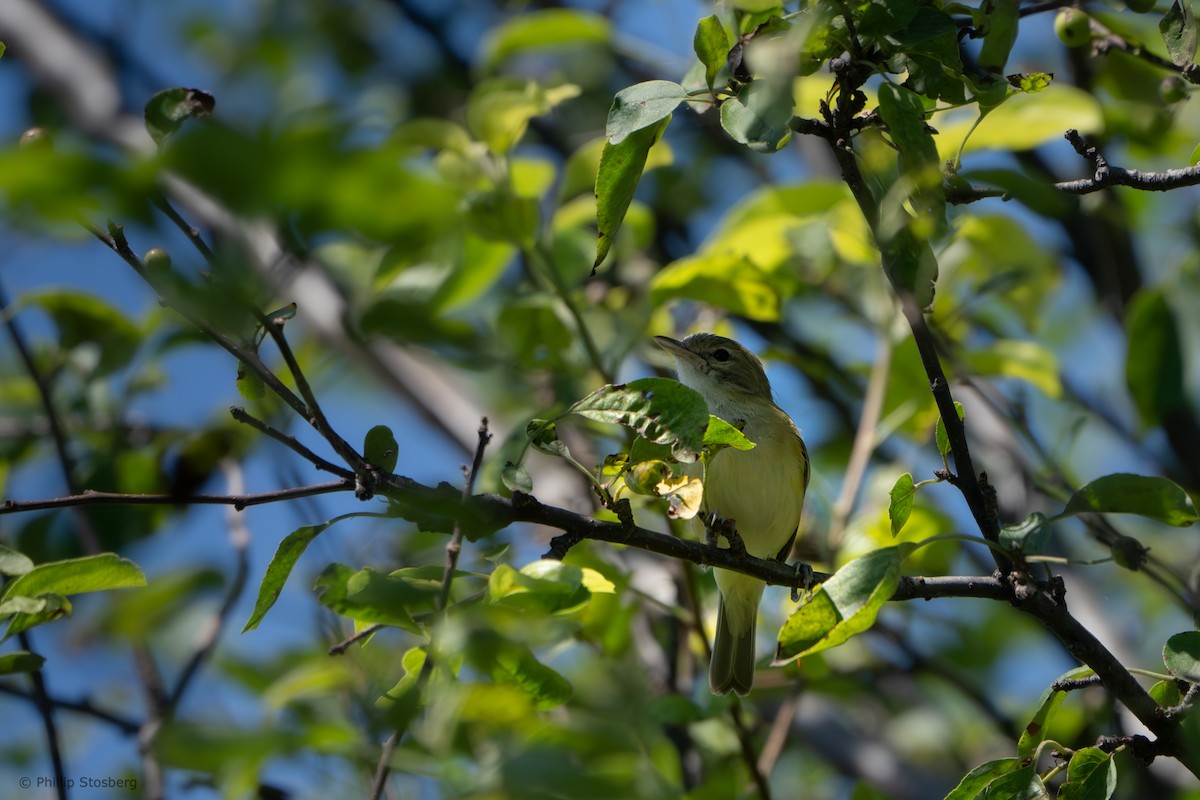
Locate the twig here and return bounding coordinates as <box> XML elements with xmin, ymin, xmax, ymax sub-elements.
<box><xmin>370</xmin><ymin>418</ymin><xmax>492</xmax><ymax>800</ymax></box>
<box><xmin>229</xmin><ymin>406</ymin><xmax>354</xmax><ymax>479</ymax></box>
<box><xmin>16</xmin><ymin>632</ymin><xmax>68</xmax><ymax>800</ymax></box>
<box><xmin>827</xmin><ymin>335</ymin><xmax>891</xmax><ymax>551</ymax></box>
<box><xmin>153</xmin><ymin>193</ymin><xmax>216</xmax><ymax>265</ymax></box>
<box><xmin>1059</xmin><ymin>129</ymin><xmax>1200</xmax><ymax>194</ymax></box>
<box><xmin>0</xmin><ymin>681</ymin><xmax>140</xmax><ymax>734</ymax></box>
<box><xmin>757</xmin><ymin>688</ymin><xmax>800</xmax><ymax>778</ymax></box>
<box><xmin>84</xmin><ymin>221</ymin><xmax>313</xmax><ymax>422</ymax></box>
<box><xmin>166</xmin><ymin>461</ymin><xmax>252</xmax><ymax>710</ymax></box>
<box><xmin>259</xmin><ymin>318</ymin><xmax>367</xmax><ymax>475</ymax></box>
<box><xmin>730</xmin><ymin>700</ymin><xmax>773</xmax><ymax>800</ymax></box>
<box><xmin>328</xmin><ymin>624</ymin><xmax>383</xmax><ymax>656</ymax></box>
<box><xmin>1</xmin><ymin>481</ymin><xmax>355</xmax><ymax>514</ymax></box>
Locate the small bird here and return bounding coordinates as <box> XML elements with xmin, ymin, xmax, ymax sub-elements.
<box><xmin>655</xmin><ymin>333</ymin><xmax>810</xmax><ymax>695</ymax></box>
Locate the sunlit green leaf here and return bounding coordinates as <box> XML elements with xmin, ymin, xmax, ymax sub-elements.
<box><xmin>1</xmin><ymin>553</ymin><xmax>146</xmax><ymax>601</ymax></box>
<box><xmin>244</xmin><ymin>516</ymin><xmax>357</xmax><ymax>633</ymax></box>
<box><xmin>776</xmin><ymin>545</ymin><xmax>912</xmax><ymax>661</ymax></box>
<box><xmin>704</xmin><ymin>415</ymin><xmax>755</xmax><ymax>451</ymax></box>
<box><xmin>567</xmin><ymin>377</ymin><xmax>710</xmax><ymax>462</ymax></box>
<box><xmin>313</xmin><ymin>563</ymin><xmax>438</xmax><ymax>633</ymax></box>
<box><xmin>888</xmin><ymin>473</ymin><xmax>916</xmax><ymax>537</ymax></box>
<box><xmin>650</xmin><ymin>252</ymin><xmax>781</xmax><ymax>321</ymax></box>
<box><xmin>605</xmin><ymin>81</ymin><xmax>687</xmax><ymax>144</ymax></box>
<box><xmin>482</xmin><ymin>9</ymin><xmax>610</xmax><ymax>70</ymax></box>
<box><xmin>933</xmin><ymin>400</ymin><xmax>965</xmax><ymax>458</ymax></box>
<box><xmin>967</xmin><ymin>340</ymin><xmax>1061</xmax><ymax>398</ymax></box>
<box><xmin>1058</xmin><ymin>747</ymin><xmax>1117</xmax><ymax>800</ymax></box>
<box><xmin>1018</xmin><ymin>665</ymin><xmax>1094</xmax><ymax>757</ymax></box>
<box><xmin>693</xmin><ymin>15</ymin><xmax>730</xmax><ymax>91</ymax></box>
<box><xmin>0</xmin><ymin>545</ymin><xmax>34</xmax><ymax>577</ymax></box>
<box><xmin>934</xmin><ymin>85</ymin><xmax>1104</xmax><ymax>161</ymax></box>
<box><xmin>1164</xmin><ymin>631</ymin><xmax>1200</xmax><ymax>682</ymax></box>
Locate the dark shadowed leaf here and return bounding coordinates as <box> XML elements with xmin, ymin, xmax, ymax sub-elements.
<box><xmin>0</xmin><ymin>651</ymin><xmax>45</xmax><ymax>674</ymax></box>
<box><xmin>364</xmin><ymin>425</ymin><xmax>399</xmax><ymax>473</ymax></box>
<box><xmin>1125</xmin><ymin>289</ymin><xmax>1187</xmax><ymax>429</ymax></box>
<box><xmin>145</xmin><ymin>87</ymin><xmax>215</xmax><ymax>147</ymax></box>
<box><xmin>1161</xmin><ymin>0</ymin><xmax>1198</xmax><ymax>67</ymax></box>
<box><xmin>1060</xmin><ymin>474</ymin><xmax>1198</xmax><ymax>527</ymax></box>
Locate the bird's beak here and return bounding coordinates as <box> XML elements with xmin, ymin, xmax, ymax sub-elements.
<box><xmin>654</xmin><ymin>335</ymin><xmax>699</xmax><ymax>367</ymax></box>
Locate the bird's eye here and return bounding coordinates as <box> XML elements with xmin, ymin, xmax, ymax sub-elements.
<box><xmin>713</xmin><ymin>348</ymin><xmax>731</xmax><ymax>363</ymax></box>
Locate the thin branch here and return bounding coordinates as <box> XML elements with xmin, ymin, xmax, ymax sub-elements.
<box><xmin>166</xmin><ymin>462</ymin><xmax>252</xmax><ymax>710</ymax></box>
<box><xmin>370</xmin><ymin>418</ymin><xmax>492</xmax><ymax>800</ymax></box>
<box><xmin>84</xmin><ymin>221</ymin><xmax>312</xmax><ymax>422</ymax></box>
<box><xmin>1059</xmin><ymin>128</ymin><xmax>1200</xmax><ymax>194</ymax></box>
<box><xmin>2</xmin><ymin>481</ymin><xmax>355</xmax><ymax>514</ymax></box>
<box><xmin>757</xmin><ymin>688</ymin><xmax>800</xmax><ymax>778</ymax></box>
<box><xmin>229</xmin><ymin>406</ymin><xmax>354</xmax><ymax>479</ymax></box>
<box><xmin>260</xmin><ymin>318</ymin><xmax>367</xmax><ymax>475</ymax></box>
<box><xmin>153</xmin><ymin>193</ymin><xmax>216</xmax><ymax>265</ymax></box>
<box><xmin>328</xmin><ymin>624</ymin><xmax>383</xmax><ymax>656</ymax></box>
<box><xmin>730</xmin><ymin>701</ymin><xmax>773</xmax><ymax>800</ymax></box>
<box><xmin>827</xmin><ymin>335</ymin><xmax>891</xmax><ymax>551</ymax></box>
<box><xmin>0</xmin><ymin>681</ymin><xmax>141</xmax><ymax>735</ymax></box>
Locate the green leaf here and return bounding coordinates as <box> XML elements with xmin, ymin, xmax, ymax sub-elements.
<box><xmin>1010</xmin><ymin>72</ymin><xmax>1053</xmax><ymax>93</ymax></box>
<box><xmin>878</xmin><ymin>83</ymin><xmax>939</xmax><ymax>173</ymax></box>
<box><xmin>567</xmin><ymin>377</ymin><xmax>710</xmax><ymax>462</ymax></box>
<box><xmin>313</xmin><ymin>563</ymin><xmax>438</xmax><ymax>633</ymax></box>
<box><xmin>649</xmin><ymin>251</ymin><xmax>781</xmax><ymax>321</ymax></box>
<box><xmin>501</xmin><ymin>461</ymin><xmax>533</xmax><ymax>493</ymax></box>
<box><xmin>891</xmin><ymin>7</ymin><xmax>966</xmax><ymax>104</ymax></box>
<box><xmin>364</xmin><ymin>425</ymin><xmax>399</xmax><ymax>473</ymax></box>
<box><xmin>28</xmin><ymin>290</ymin><xmax>142</xmax><ymax>376</ymax></box>
<box><xmin>1060</xmin><ymin>474</ymin><xmax>1198</xmax><ymax>527</ymax></box>
<box><xmin>703</xmin><ymin>415</ymin><xmax>756</xmax><ymax>451</ymax></box>
<box><xmin>1150</xmin><ymin>678</ymin><xmax>1184</xmax><ymax>707</ymax></box>
<box><xmin>1164</xmin><ymin>631</ymin><xmax>1200</xmax><ymax>682</ymax></box>
<box><xmin>935</xmin><ymin>401</ymin><xmax>965</xmax><ymax>457</ymax></box>
<box><xmin>0</xmin><ymin>651</ymin><xmax>45</xmax><ymax>674</ymax></box>
<box><xmin>1161</xmin><ymin>0</ymin><xmax>1198</xmax><ymax>67</ymax></box>
<box><xmin>0</xmin><ymin>42</ymin><xmax>5</xmax><ymax>59</ymax></box>
<box><xmin>484</xmin><ymin>638</ymin><xmax>574</xmax><ymax>709</ymax></box>
<box><xmin>693</xmin><ymin>15</ymin><xmax>730</xmax><ymax>91</ymax></box>
<box><xmin>884</xmin><ymin>226</ymin><xmax>939</xmax><ymax>311</ymax></box>
<box><xmin>0</xmin><ymin>545</ymin><xmax>34</xmax><ymax>577</ymax></box>
<box><xmin>594</xmin><ymin>115</ymin><xmax>671</xmax><ymax>269</ymax></box>
<box><xmin>1191</xmin><ymin>143</ymin><xmax>1200</xmax><ymax>166</ymax></box>
<box><xmin>944</xmin><ymin>758</ymin><xmax>1021</xmax><ymax>800</ymax></box>
<box><xmin>999</xmin><ymin>512</ymin><xmax>1049</xmax><ymax>555</ymax></box>
<box><xmin>977</xmin><ymin>0</ymin><xmax>1020</xmax><ymax>74</ymax></box>
<box><xmin>1058</xmin><ymin>747</ymin><xmax>1117</xmax><ymax>800</ymax></box>
<box><xmin>1125</xmin><ymin>289</ymin><xmax>1187</xmax><ymax>428</ymax></box>
<box><xmin>244</xmin><ymin>516</ymin><xmax>356</xmax><ymax>633</ymax></box>
<box><xmin>144</xmin><ymin>87</ymin><xmax>214</xmax><ymax>148</ymax></box>
<box><xmin>888</xmin><ymin>473</ymin><xmax>916</xmax><ymax>537</ymax></box>
<box><xmin>467</xmin><ymin>79</ymin><xmax>580</xmax><ymax>154</ymax></box>
<box><xmin>1</xmin><ymin>553</ymin><xmax>146</xmax><ymax>601</ymax></box>
<box><xmin>1018</xmin><ymin>665</ymin><xmax>1094</xmax><ymax>756</ymax></box>
<box><xmin>235</xmin><ymin>366</ymin><xmax>266</xmax><ymax>400</ymax></box>
<box><xmin>526</xmin><ymin>419</ymin><xmax>569</xmax><ymax>458</ymax></box>
<box><xmin>488</xmin><ymin>561</ymin><xmax>592</xmax><ymax>615</ymax></box>
<box><xmin>776</xmin><ymin>545</ymin><xmax>911</xmax><ymax>661</ymax></box>
<box><xmin>719</xmin><ymin>80</ymin><xmax>794</xmax><ymax>153</ymax></box>
<box><xmin>934</xmin><ymin>85</ymin><xmax>1103</xmax><ymax>161</ymax></box>
<box><xmin>605</xmin><ymin>81</ymin><xmax>687</xmax><ymax>144</ymax></box>
<box><xmin>966</xmin><ymin>340</ymin><xmax>1061</xmax><ymax>398</ymax></box>
<box><xmin>481</xmin><ymin>9</ymin><xmax>610</xmax><ymax>71</ymax></box>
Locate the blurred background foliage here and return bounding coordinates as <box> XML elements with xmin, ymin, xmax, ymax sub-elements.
<box><xmin>1</xmin><ymin>0</ymin><xmax>1199</xmax><ymax>798</ymax></box>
